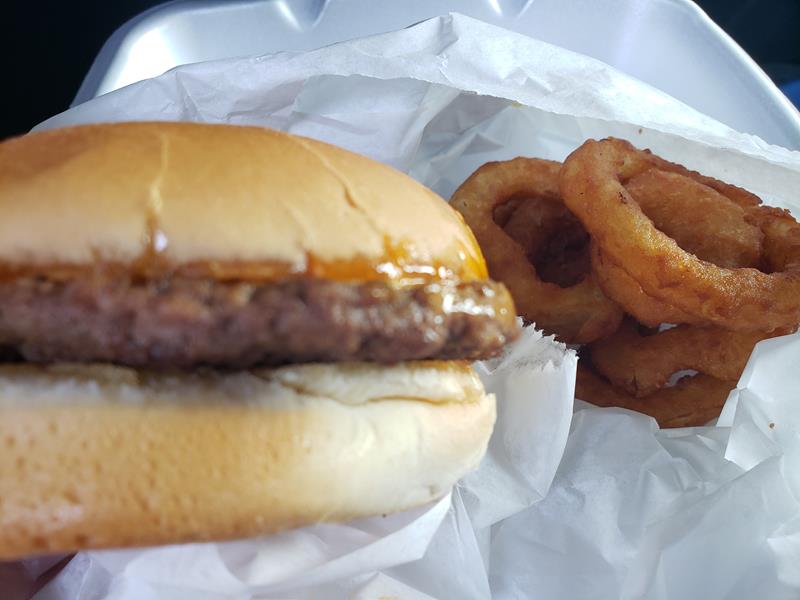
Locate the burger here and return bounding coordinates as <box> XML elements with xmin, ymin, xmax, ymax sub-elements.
<box><xmin>0</xmin><ymin>122</ymin><xmax>519</xmax><ymax>559</ymax></box>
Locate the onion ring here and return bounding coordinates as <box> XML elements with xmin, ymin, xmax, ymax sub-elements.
<box><xmin>576</xmin><ymin>364</ymin><xmax>733</xmax><ymax>428</ymax></box>
<box><xmin>451</xmin><ymin>157</ymin><xmax>622</xmax><ymax>343</ymax></box>
<box><xmin>642</xmin><ymin>150</ymin><xmax>761</xmax><ymax>209</ymax></box>
<box><xmin>588</xmin><ymin>319</ymin><xmax>785</xmax><ymax>397</ymax></box>
<box><xmin>626</xmin><ymin>170</ymin><xmax>763</xmax><ymax>269</ymax></box>
<box><xmin>590</xmin><ymin>243</ymin><xmax>705</xmax><ymax>327</ymax></box>
<box><xmin>560</xmin><ymin>138</ymin><xmax>800</xmax><ymax>332</ymax></box>
<box><xmin>591</xmin><ymin>170</ymin><xmax>762</xmax><ymax>326</ymax></box>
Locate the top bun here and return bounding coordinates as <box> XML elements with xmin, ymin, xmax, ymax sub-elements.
<box><xmin>0</xmin><ymin>122</ymin><xmax>486</xmax><ymax>282</ymax></box>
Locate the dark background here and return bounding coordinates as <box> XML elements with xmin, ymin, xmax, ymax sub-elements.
<box><xmin>3</xmin><ymin>0</ymin><xmax>800</xmax><ymax>139</ymax></box>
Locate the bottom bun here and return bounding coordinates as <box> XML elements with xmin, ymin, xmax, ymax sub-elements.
<box><xmin>0</xmin><ymin>361</ymin><xmax>495</xmax><ymax>559</ymax></box>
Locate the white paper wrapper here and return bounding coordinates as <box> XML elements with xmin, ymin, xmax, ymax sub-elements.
<box><xmin>25</xmin><ymin>12</ymin><xmax>800</xmax><ymax>600</ymax></box>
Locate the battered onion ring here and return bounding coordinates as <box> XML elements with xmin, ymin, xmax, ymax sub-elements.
<box><xmin>588</xmin><ymin>319</ymin><xmax>785</xmax><ymax>397</ymax></box>
<box><xmin>591</xmin><ymin>171</ymin><xmax>762</xmax><ymax>326</ymax></box>
<box><xmin>560</xmin><ymin>138</ymin><xmax>800</xmax><ymax>332</ymax></box>
<box><xmin>643</xmin><ymin>150</ymin><xmax>761</xmax><ymax>209</ymax></box>
<box><xmin>627</xmin><ymin>170</ymin><xmax>763</xmax><ymax>269</ymax></box>
<box><xmin>576</xmin><ymin>364</ymin><xmax>733</xmax><ymax>428</ymax></box>
<box><xmin>590</xmin><ymin>243</ymin><xmax>705</xmax><ymax>327</ymax></box>
<box><xmin>451</xmin><ymin>158</ymin><xmax>622</xmax><ymax>343</ymax></box>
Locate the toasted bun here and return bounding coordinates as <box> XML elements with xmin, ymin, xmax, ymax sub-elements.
<box><xmin>0</xmin><ymin>361</ymin><xmax>494</xmax><ymax>559</ymax></box>
<box><xmin>0</xmin><ymin>122</ymin><xmax>486</xmax><ymax>282</ymax></box>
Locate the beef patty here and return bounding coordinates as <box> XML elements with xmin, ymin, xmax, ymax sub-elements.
<box><xmin>0</xmin><ymin>275</ymin><xmax>519</xmax><ymax>368</ymax></box>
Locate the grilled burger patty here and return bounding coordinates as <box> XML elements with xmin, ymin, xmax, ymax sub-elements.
<box><xmin>0</xmin><ymin>275</ymin><xmax>519</xmax><ymax>368</ymax></box>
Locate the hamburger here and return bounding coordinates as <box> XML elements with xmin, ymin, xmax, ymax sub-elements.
<box><xmin>0</xmin><ymin>122</ymin><xmax>519</xmax><ymax>559</ymax></box>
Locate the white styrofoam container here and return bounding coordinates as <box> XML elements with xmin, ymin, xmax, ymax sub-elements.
<box><xmin>75</xmin><ymin>0</ymin><xmax>800</xmax><ymax>150</ymax></box>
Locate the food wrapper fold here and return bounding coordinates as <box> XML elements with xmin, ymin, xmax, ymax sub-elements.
<box><xmin>28</xmin><ymin>13</ymin><xmax>800</xmax><ymax>599</ymax></box>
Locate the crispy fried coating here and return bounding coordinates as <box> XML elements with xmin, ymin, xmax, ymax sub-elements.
<box><xmin>561</xmin><ymin>138</ymin><xmax>800</xmax><ymax>332</ymax></box>
<box><xmin>576</xmin><ymin>364</ymin><xmax>733</xmax><ymax>428</ymax></box>
<box><xmin>627</xmin><ymin>169</ymin><xmax>763</xmax><ymax>269</ymax></box>
<box><xmin>451</xmin><ymin>157</ymin><xmax>622</xmax><ymax>343</ymax></box>
<box><xmin>588</xmin><ymin>320</ymin><xmax>785</xmax><ymax>398</ymax></box>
